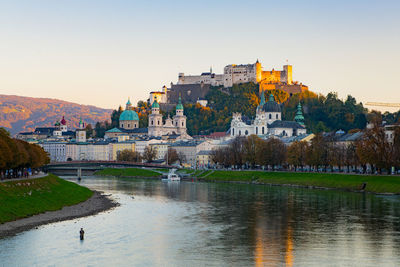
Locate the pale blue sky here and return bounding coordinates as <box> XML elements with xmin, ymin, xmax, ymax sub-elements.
<box><xmin>0</xmin><ymin>0</ymin><xmax>399</xmax><ymax>110</ymax></box>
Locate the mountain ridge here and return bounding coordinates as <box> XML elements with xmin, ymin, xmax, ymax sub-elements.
<box><xmin>0</xmin><ymin>94</ymin><xmax>112</xmax><ymax>135</ymax></box>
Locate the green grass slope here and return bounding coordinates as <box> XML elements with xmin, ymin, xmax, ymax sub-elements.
<box><xmin>95</xmin><ymin>168</ymin><xmax>161</xmax><ymax>178</ymax></box>
<box><xmin>0</xmin><ymin>174</ymin><xmax>93</xmax><ymax>224</ymax></box>
<box><xmin>203</xmin><ymin>170</ymin><xmax>400</xmax><ymax>194</ymax></box>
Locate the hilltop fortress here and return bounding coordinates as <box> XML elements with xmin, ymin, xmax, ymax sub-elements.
<box><xmin>149</xmin><ymin>60</ymin><xmax>308</xmax><ymax>107</ymax></box>
<box><xmin>178</xmin><ymin>60</ymin><xmax>292</xmax><ymax>87</ymax></box>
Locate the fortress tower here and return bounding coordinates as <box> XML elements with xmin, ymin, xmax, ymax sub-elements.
<box><xmin>255</xmin><ymin>59</ymin><xmax>262</xmax><ymax>83</ymax></box>
<box><xmin>283</xmin><ymin>65</ymin><xmax>293</xmax><ymax>84</ymax></box>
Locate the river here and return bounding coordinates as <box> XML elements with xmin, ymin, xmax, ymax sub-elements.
<box><xmin>1</xmin><ymin>176</ymin><xmax>400</xmax><ymax>266</ymax></box>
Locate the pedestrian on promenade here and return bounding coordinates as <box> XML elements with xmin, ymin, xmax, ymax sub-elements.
<box><xmin>80</xmin><ymin>228</ymin><xmax>85</xmax><ymax>240</ymax></box>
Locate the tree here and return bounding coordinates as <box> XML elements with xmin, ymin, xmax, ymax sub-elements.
<box><xmin>257</xmin><ymin>138</ymin><xmax>286</xmax><ymax>170</ymax></box>
<box><xmin>356</xmin><ymin>123</ymin><xmax>394</xmax><ymax>173</ymax></box>
<box><xmin>165</xmin><ymin>148</ymin><xmax>179</xmax><ymax>164</ymax></box>
<box><xmin>243</xmin><ymin>135</ymin><xmax>263</xmax><ymax>167</ymax></box>
<box><xmin>85</xmin><ymin>124</ymin><xmax>94</xmax><ymax>138</ymax></box>
<box><xmin>117</xmin><ymin>149</ymin><xmax>141</xmax><ymax>162</ymax></box>
<box><xmin>393</xmin><ymin>127</ymin><xmax>400</xmax><ymax>169</ymax></box>
<box><xmin>306</xmin><ymin>133</ymin><xmax>329</xmax><ymax>171</ymax></box>
<box><xmin>111</xmin><ymin>106</ymin><xmax>123</xmax><ymax>128</ymax></box>
<box><xmin>287</xmin><ymin>141</ymin><xmax>308</xmax><ymax>171</ymax></box>
<box><xmin>344</xmin><ymin>143</ymin><xmax>358</xmax><ymax>172</ymax></box>
<box><xmin>143</xmin><ymin>146</ymin><xmax>157</xmax><ymax>162</ymax></box>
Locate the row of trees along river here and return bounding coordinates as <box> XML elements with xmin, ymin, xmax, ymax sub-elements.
<box><xmin>0</xmin><ymin>128</ymin><xmax>49</xmax><ymax>179</ymax></box>
<box><xmin>211</xmin><ymin>123</ymin><xmax>400</xmax><ymax>174</ymax></box>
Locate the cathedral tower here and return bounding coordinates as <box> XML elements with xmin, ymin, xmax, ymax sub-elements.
<box><xmin>173</xmin><ymin>96</ymin><xmax>187</xmax><ymax>134</ymax></box>
<box><xmin>148</xmin><ymin>100</ymin><xmax>163</xmax><ymax>136</ymax></box>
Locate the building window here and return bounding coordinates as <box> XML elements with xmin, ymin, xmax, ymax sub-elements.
<box><xmin>276</xmin><ymin>114</ymin><xmax>278</xmax><ymax>119</ymax></box>
<box><xmin>182</xmin><ymin>122</ymin><xmax>184</xmax><ymax>126</ymax></box>
<box><xmin>128</xmin><ymin>124</ymin><xmax>130</xmax><ymax>128</ymax></box>
<box><xmin>121</xmin><ymin>124</ymin><xmax>124</xmax><ymax>128</ymax></box>
<box><xmin>151</xmin><ymin>120</ymin><xmax>154</xmax><ymax>125</ymax></box>
<box><xmin>269</xmin><ymin>114</ymin><xmax>272</xmax><ymax>119</ymax></box>
<box><xmin>232</xmin><ymin>128</ymin><xmax>235</xmax><ymax>136</ymax></box>
<box><xmin>245</xmin><ymin>130</ymin><xmax>248</xmax><ymax>135</ymax></box>
<box><xmin>135</xmin><ymin>123</ymin><xmax>137</xmax><ymax>128</ymax></box>
<box><xmin>158</xmin><ymin>120</ymin><xmax>160</xmax><ymax>125</ymax></box>
<box><xmin>256</xmin><ymin>127</ymin><xmax>258</xmax><ymax>134</ymax></box>
<box><xmin>262</xmin><ymin>127</ymin><xmax>265</xmax><ymax>134</ymax></box>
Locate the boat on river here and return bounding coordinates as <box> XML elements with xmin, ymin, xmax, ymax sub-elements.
<box><xmin>162</xmin><ymin>169</ymin><xmax>181</xmax><ymax>182</ymax></box>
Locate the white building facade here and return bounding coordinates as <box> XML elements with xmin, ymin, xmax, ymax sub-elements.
<box><xmin>231</xmin><ymin>92</ymin><xmax>306</xmax><ymax>138</ymax></box>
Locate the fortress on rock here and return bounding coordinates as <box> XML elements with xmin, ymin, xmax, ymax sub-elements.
<box><xmin>150</xmin><ymin>60</ymin><xmax>308</xmax><ymax>107</ymax></box>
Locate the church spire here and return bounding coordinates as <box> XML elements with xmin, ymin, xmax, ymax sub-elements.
<box><xmin>176</xmin><ymin>94</ymin><xmax>183</xmax><ymax>111</ymax></box>
<box><xmin>294</xmin><ymin>102</ymin><xmax>305</xmax><ymax>126</ymax></box>
<box><xmin>259</xmin><ymin>90</ymin><xmax>266</xmax><ymax>107</ymax></box>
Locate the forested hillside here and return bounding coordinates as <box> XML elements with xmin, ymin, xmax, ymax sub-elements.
<box><xmin>94</xmin><ymin>83</ymin><xmax>400</xmax><ymax>136</ymax></box>
<box><xmin>0</xmin><ymin>95</ymin><xmax>112</xmax><ymax>135</ymax></box>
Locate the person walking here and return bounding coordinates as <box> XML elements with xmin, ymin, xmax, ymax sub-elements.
<box><xmin>80</xmin><ymin>228</ymin><xmax>85</xmax><ymax>240</ymax></box>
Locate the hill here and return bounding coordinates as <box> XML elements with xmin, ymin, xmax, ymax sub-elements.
<box><xmin>184</xmin><ymin>83</ymin><xmax>369</xmax><ymax>135</ymax></box>
<box><xmin>0</xmin><ymin>95</ymin><xmax>112</xmax><ymax>135</ymax></box>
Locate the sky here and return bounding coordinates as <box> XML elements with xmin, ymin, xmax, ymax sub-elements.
<box><xmin>0</xmin><ymin>0</ymin><xmax>399</xmax><ymax>111</ymax></box>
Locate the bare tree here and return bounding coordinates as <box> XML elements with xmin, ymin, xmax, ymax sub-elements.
<box><xmin>143</xmin><ymin>146</ymin><xmax>157</xmax><ymax>163</ymax></box>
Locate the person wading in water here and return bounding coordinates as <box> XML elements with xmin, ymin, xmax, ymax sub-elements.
<box><xmin>80</xmin><ymin>228</ymin><xmax>85</xmax><ymax>240</ymax></box>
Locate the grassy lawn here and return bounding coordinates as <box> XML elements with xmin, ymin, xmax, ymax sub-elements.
<box><xmin>203</xmin><ymin>170</ymin><xmax>400</xmax><ymax>194</ymax></box>
<box><xmin>95</xmin><ymin>168</ymin><xmax>161</xmax><ymax>178</ymax></box>
<box><xmin>0</xmin><ymin>174</ymin><xmax>93</xmax><ymax>224</ymax></box>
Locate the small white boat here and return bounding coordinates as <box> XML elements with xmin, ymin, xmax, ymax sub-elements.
<box><xmin>162</xmin><ymin>169</ymin><xmax>181</xmax><ymax>182</ymax></box>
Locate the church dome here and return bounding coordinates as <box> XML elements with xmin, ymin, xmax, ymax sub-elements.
<box><xmin>119</xmin><ymin>109</ymin><xmax>139</xmax><ymax>121</ymax></box>
<box><xmin>151</xmin><ymin>100</ymin><xmax>160</xmax><ymax>109</ymax></box>
<box><xmin>262</xmin><ymin>94</ymin><xmax>281</xmax><ymax>112</ymax></box>
<box><xmin>60</xmin><ymin>116</ymin><xmax>66</xmax><ymax>125</ymax></box>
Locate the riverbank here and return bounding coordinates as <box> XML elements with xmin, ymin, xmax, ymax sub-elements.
<box><xmin>95</xmin><ymin>168</ymin><xmax>162</xmax><ymax>178</ymax></box>
<box><xmin>0</xmin><ymin>175</ymin><xmax>118</xmax><ymax>237</ymax></box>
<box><xmin>199</xmin><ymin>170</ymin><xmax>400</xmax><ymax>194</ymax></box>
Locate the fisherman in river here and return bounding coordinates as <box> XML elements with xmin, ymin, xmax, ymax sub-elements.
<box><xmin>80</xmin><ymin>228</ymin><xmax>85</xmax><ymax>240</ymax></box>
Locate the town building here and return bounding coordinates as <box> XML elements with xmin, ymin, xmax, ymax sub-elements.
<box><xmin>230</xmin><ymin>92</ymin><xmax>307</xmax><ymax>138</ymax></box>
<box><xmin>196</xmin><ymin>150</ymin><xmax>213</xmax><ymax>168</ymax></box>
<box><xmin>170</xmin><ymin>140</ymin><xmax>214</xmax><ymax>167</ymax></box>
<box><xmin>41</xmin><ymin>141</ymin><xmax>67</xmax><ymax>162</ymax></box>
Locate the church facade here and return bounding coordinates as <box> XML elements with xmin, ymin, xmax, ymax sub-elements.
<box><xmin>105</xmin><ymin>97</ymin><xmax>191</xmax><ymax>139</ymax></box>
<box><xmin>148</xmin><ymin>97</ymin><xmax>191</xmax><ymax>139</ymax></box>
<box><xmin>230</xmin><ymin>92</ymin><xmax>306</xmax><ymax>138</ymax></box>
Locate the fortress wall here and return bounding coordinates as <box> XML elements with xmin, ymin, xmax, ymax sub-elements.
<box><xmin>168</xmin><ymin>84</ymin><xmax>211</xmax><ymax>104</ymax></box>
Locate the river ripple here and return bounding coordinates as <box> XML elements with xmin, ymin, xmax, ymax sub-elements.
<box><xmin>1</xmin><ymin>176</ymin><xmax>400</xmax><ymax>267</ymax></box>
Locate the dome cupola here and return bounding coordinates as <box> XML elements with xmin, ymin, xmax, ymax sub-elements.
<box><xmin>262</xmin><ymin>94</ymin><xmax>281</xmax><ymax>112</ymax></box>
<box><xmin>119</xmin><ymin>109</ymin><xmax>139</xmax><ymax>121</ymax></box>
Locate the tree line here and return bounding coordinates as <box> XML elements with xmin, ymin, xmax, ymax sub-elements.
<box><xmin>116</xmin><ymin>147</ymin><xmax>184</xmax><ymax>165</ymax></box>
<box><xmin>0</xmin><ymin>128</ymin><xmax>50</xmax><ymax>179</ymax></box>
<box><xmin>211</xmin><ymin>125</ymin><xmax>400</xmax><ymax>174</ymax></box>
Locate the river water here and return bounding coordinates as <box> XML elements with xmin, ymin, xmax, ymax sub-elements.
<box><xmin>1</xmin><ymin>176</ymin><xmax>400</xmax><ymax>267</ymax></box>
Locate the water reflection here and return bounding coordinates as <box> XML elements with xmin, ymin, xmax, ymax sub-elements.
<box><xmin>1</xmin><ymin>177</ymin><xmax>400</xmax><ymax>266</ymax></box>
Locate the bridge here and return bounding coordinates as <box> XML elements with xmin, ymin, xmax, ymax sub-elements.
<box><xmin>44</xmin><ymin>161</ymin><xmax>172</xmax><ymax>177</ymax></box>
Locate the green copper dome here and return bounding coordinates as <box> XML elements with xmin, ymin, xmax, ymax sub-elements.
<box><xmin>119</xmin><ymin>109</ymin><xmax>139</xmax><ymax>121</ymax></box>
<box><xmin>176</xmin><ymin>96</ymin><xmax>183</xmax><ymax>110</ymax></box>
<box><xmin>294</xmin><ymin>102</ymin><xmax>305</xmax><ymax>126</ymax></box>
<box><xmin>151</xmin><ymin>100</ymin><xmax>160</xmax><ymax>109</ymax></box>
